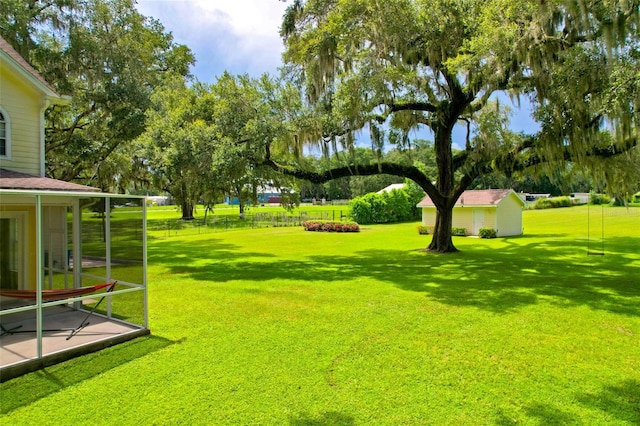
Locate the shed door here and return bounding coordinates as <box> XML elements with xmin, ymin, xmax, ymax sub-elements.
<box><xmin>472</xmin><ymin>209</ymin><xmax>484</xmax><ymax>235</ymax></box>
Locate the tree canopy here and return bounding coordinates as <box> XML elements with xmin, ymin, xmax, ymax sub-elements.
<box><xmin>0</xmin><ymin>0</ymin><xmax>194</xmax><ymax>191</ymax></box>
<box><xmin>257</xmin><ymin>0</ymin><xmax>639</xmax><ymax>252</ymax></box>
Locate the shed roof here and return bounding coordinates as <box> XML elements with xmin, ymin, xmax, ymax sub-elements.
<box><xmin>0</xmin><ymin>35</ymin><xmax>65</xmax><ymax>102</ymax></box>
<box><xmin>0</xmin><ymin>169</ymin><xmax>99</xmax><ymax>192</ymax></box>
<box><xmin>417</xmin><ymin>189</ymin><xmax>524</xmax><ymax>208</ymax></box>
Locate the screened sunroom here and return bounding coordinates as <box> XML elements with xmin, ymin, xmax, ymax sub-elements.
<box><xmin>0</xmin><ymin>177</ymin><xmax>149</xmax><ymax>381</ymax></box>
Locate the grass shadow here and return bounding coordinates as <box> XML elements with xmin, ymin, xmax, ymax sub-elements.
<box><xmin>576</xmin><ymin>379</ymin><xmax>640</xmax><ymax>423</ymax></box>
<box><xmin>153</xmin><ymin>234</ymin><xmax>640</xmax><ymax>316</ymax></box>
<box><xmin>522</xmin><ymin>403</ymin><xmax>576</xmax><ymax>425</ymax></box>
<box><xmin>0</xmin><ymin>335</ymin><xmax>178</xmax><ymax>414</ymax></box>
<box><xmin>516</xmin><ymin>379</ymin><xmax>640</xmax><ymax>424</ymax></box>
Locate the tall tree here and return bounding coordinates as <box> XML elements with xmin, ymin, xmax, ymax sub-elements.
<box><xmin>0</xmin><ymin>0</ymin><xmax>194</xmax><ymax>190</ymax></box>
<box><xmin>141</xmin><ymin>73</ymin><xmax>300</xmax><ymax>219</ymax></box>
<box><xmin>140</xmin><ymin>80</ymin><xmax>218</xmax><ymax>220</ymax></box>
<box><xmin>260</xmin><ymin>0</ymin><xmax>638</xmax><ymax>252</ymax></box>
<box><xmin>208</xmin><ymin>73</ymin><xmax>304</xmax><ymax>212</ymax></box>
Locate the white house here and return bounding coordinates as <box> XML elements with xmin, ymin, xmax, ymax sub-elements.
<box><xmin>0</xmin><ymin>36</ymin><xmax>148</xmax><ymax>380</ymax></box>
<box><xmin>417</xmin><ymin>189</ymin><xmax>525</xmax><ymax>236</ymax></box>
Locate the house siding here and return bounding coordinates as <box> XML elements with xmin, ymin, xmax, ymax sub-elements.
<box><xmin>0</xmin><ymin>66</ymin><xmax>43</xmax><ymax>176</ymax></box>
<box><xmin>495</xmin><ymin>193</ymin><xmax>524</xmax><ymax>236</ymax></box>
<box><xmin>421</xmin><ymin>209</ymin><xmax>436</xmax><ymax>228</ymax></box>
<box><xmin>420</xmin><ymin>201</ymin><xmax>522</xmax><ymax>237</ymax></box>
<box><xmin>452</xmin><ymin>208</ymin><xmax>473</xmax><ymax>234</ymax></box>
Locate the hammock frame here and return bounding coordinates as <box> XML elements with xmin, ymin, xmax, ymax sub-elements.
<box><xmin>0</xmin><ymin>281</ymin><xmax>116</xmax><ymax>340</ymax></box>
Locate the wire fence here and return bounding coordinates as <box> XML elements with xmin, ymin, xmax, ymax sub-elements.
<box><xmin>147</xmin><ymin>210</ymin><xmax>351</xmax><ymax>239</ymax></box>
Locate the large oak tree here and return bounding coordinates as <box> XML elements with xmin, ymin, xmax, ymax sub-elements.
<box><xmin>260</xmin><ymin>0</ymin><xmax>639</xmax><ymax>252</ymax></box>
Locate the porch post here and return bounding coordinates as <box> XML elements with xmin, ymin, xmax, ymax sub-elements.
<box><xmin>105</xmin><ymin>196</ymin><xmax>112</xmax><ymax>317</ymax></box>
<box><xmin>35</xmin><ymin>195</ymin><xmax>43</xmax><ymax>358</ymax></box>
<box><xmin>143</xmin><ymin>199</ymin><xmax>148</xmax><ymax>329</ymax></box>
<box><xmin>72</xmin><ymin>198</ymin><xmax>81</xmax><ymax>288</ymax></box>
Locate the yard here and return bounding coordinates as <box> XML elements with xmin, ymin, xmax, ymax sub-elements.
<box><xmin>1</xmin><ymin>205</ymin><xmax>639</xmax><ymax>424</ymax></box>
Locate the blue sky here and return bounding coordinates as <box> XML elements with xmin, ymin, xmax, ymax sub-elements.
<box><xmin>135</xmin><ymin>0</ymin><xmax>288</xmax><ymax>81</ymax></box>
<box><xmin>135</xmin><ymin>0</ymin><xmax>539</xmax><ymax>147</ymax></box>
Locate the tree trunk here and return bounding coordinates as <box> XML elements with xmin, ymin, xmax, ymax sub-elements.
<box><xmin>238</xmin><ymin>200</ymin><xmax>246</xmax><ymax>219</ymax></box>
<box><xmin>428</xmin><ymin>205</ymin><xmax>458</xmax><ymax>253</ymax></box>
<box><xmin>179</xmin><ymin>180</ymin><xmax>195</xmax><ymax>220</ymax></box>
<box><xmin>427</xmin><ymin>109</ymin><xmax>458</xmax><ymax>253</ymax></box>
<box><xmin>181</xmin><ymin>200</ymin><xmax>194</xmax><ymax>220</ymax></box>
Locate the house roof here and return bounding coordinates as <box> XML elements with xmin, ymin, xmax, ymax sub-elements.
<box><xmin>0</xmin><ymin>169</ymin><xmax>99</xmax><ymax>192</ymax></box>
<box><xmin>417</xmin><ymin>189</ymin><xmax>524</xmax><ymax>208</ymax></box>
<box><xmin>0</xmin><ymin>35</ymin><xmax>65</xmax><ymax>102</ymax></box>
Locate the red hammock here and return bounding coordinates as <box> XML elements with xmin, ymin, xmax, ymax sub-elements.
<box><xmin>0</xmin><ymin>281</ymin><xmax>117</xmax><ymax>340</ymax></box>
<box><xmin>0</xmin><ymin>282</ymin><xmax>115</xmax><ymax>300</ymax></box>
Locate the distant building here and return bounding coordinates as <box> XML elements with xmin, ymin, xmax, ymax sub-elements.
<box><xmin>521</xmin><ymin>193</ymin><xmax>551</xmax><ymax>203</ymax></box>
<box><xmin>377</xmin><ymin>183</ymin><xmax>406</xmax><ymax>194</ymax></box>
<box><xmin>569</xmin><ymin>193</ymin><xmax>589</xmax><ymax>205</ymax></box>
<box><xmin>146</xmin><ymin>195</ymin><xmax>170</xmax><ymax>206</ymax></box>
<box><xmin>225</xmin><ymin>185</ymin><xmax>294</xmax><ymax>205</ymax></box>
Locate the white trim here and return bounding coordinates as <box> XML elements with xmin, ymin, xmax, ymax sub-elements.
<box><xmin>0</xmin><ymin>50</ymin><xmax>62</xmax><ymax>101</ymax></box>
<box><xmin>39</xmin><ymin>100</ymin><xmax>50</xmax><ymax>176</ymax></box>
<box><xmin>0</xmin><ymin>105</ymin><xmax>12</xmax><ymax>160</ymax></box>
<box><xmin>36</xmin><ymin>195</ymin><xmax>43</xmax><ymax>356</ymax></box>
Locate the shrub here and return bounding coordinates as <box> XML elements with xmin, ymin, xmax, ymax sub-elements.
<box><xmin>301</xmin><ymin>220</ymin><xmax>360</xmax><ymax>233</ymax></box>
<box><xmin>417</xmin><ymin>225</ymin><xmax>434</xmax><ymax>235</ymax></box>
<box><xmin>533</xmin><ymin>196</ymin><xmax>572</xmax><ymax>209</ymax></box>
<box><xmin>479</xmin><ymin>228</ymin><xmax>497</xmax><ymax>239</ymax></box>
<box><xmin>589</xmin><ymin>192</ymin><xmax>611</xmax><ymax>205</ymax></box>
<box><xmin>348</xmin><ymin>183</ymin><xmax>423</xmax><ymax>224</ymax></box>
<box><xmin>451</xmin><ymin>227</ymin><xmax>467</xmax><ymax>236</ymax></box>
<box><xmin>348</xmin><ymin>197</ymin><xmax>374</xmax><ymax>224</ymax></box>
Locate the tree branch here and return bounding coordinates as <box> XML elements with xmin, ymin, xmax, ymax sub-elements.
<box><xmin>510</xmin><ymin>136</ymin><xmax>638</xmax><ymax>173</ymax></box>
<box><xmin>260</xmin><ymin>158</ymin><xmax>443</xmax><ymax>205</ymax></box>
<box><xmin>387</xmin><ymin>101</ymin><xmax>437</xmax><ymax>113</ymax></box>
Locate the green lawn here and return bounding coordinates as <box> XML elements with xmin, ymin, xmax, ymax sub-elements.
<box><xmin>109</xmin><ymin>203</ymin><xmax>352</xmax><ymax>239</ymax></box>
<box><xmin>2</xmin><ymin>205</ymin><xmax>639</xmax><ymax>424</ymax></box>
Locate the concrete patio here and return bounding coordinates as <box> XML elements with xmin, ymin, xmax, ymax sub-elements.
<box><xmin>1</xmin><ymin>305</ymin><xmax>149</xmax><ymax>381</ymax></box>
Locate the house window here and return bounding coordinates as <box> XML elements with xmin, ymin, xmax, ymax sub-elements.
<box><xmin>0</xmin><ymin>108</ymin><xmax>10</xmax><ymax>159</ymax></box>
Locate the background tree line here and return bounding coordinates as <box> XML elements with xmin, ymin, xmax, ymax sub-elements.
<box><xmin>2</xmin><ymin>0</ymin><xmax>638</xmax><ymax>252</ymax></box>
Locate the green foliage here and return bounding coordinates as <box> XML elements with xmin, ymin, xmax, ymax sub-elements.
<box><xmin>347</xmin><ymin>197</ymin><xmax>374</xmax><ymax>224</ymax></box>
<box><xmin>140</xmin><ymin>79</ymin><xmax>217</xmax><ymax>219</ymax></box>
<box><xmin>451</xmin><ymin>227</ymin><xmax>467</xmax><ymax>236</ymax></box>
<box><xmin>533</xmin><ymin>196</ymin><xmax>574</xmax><ymax>209</ymax></box>
<box><xmin>479</xmin><ymin>228</ymin><xmax>497</xmax><ymax>239</ymax></box>
<box><xmin>0</xmin><ymin>0</ymin><xmax>194</xmax><ymax>189</ymax></box>
<box><xmin>275</xmin><ymin>0</ymin><xmax>640</xmax><ymax>253</ymax></box>
<box><xmin>348</xmin><ymin>187</ymin><xmax>420</xmax><ymax>224</ymax></box>
<box><xmin>590</xmin><ymin>192</ymin><xmax>612</xmax><ymax>205</ymax></box>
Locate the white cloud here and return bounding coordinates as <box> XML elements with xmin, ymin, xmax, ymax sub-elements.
<box><xmin>135</xmin><ymin>0</ymin><xmax>289</xmax><ymax>80</ymax></box>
